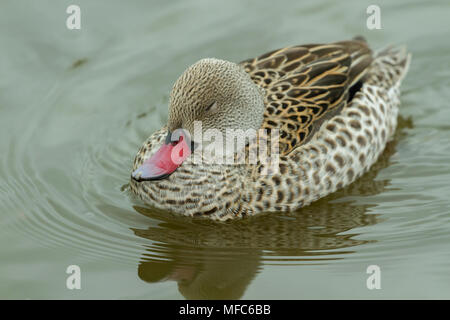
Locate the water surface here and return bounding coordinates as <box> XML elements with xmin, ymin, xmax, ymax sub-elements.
<box><xmin>1</xmin><ymin>0</ymin><xmax>450</xmax><ymax>299</ymax></box>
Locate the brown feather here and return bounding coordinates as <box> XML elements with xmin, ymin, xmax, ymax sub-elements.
<box><xmin>240</xmin><ymin>38</ymin><xmax>373</xmax><ymax>154</ymax></box>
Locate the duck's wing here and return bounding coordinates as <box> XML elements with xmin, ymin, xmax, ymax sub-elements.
<box><xmin>240</xmin><ymin>38</ymin><xmax>372</xmax><ymax>154</ymax></box>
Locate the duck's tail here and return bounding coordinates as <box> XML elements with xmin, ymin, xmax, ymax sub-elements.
<box><xmin>367</xmin><ymin>45</ymin><xmax>412</xmax><ymax>90</ymax></box>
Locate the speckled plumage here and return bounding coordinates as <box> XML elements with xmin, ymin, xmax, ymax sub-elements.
<box><xmin>130</xmin><ymin>38</ymin><xmax>411</xmax><ymax>220</ymax></box>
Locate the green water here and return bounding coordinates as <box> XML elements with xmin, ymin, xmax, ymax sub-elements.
<box><xmin>1</xmin><ymin>0</ymin><xmax>450</xmax><ymax>299</ymax></box>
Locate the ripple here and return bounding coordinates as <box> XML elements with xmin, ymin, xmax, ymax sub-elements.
<box><xmin>0</xmin><ymin>81</ymin><xmax>153</xmax><ymax>267</ymax></box>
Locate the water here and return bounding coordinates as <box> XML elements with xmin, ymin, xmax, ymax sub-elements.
<box><xmin>1</xmin><ymin>0</ymin><xmax>450</xmax><ymax>299</ymax></box>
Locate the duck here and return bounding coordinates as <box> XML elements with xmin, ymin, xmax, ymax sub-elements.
<box><xmin>130</xmin><ymin>36</ymin><xmax>411</xmax><ymax>221</ymax></box>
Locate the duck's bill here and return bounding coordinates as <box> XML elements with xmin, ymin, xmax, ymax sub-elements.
<box><xmin>131</xmin><ymin>130</ymin><xmax>192</xmax><ymax>181</ymax></box>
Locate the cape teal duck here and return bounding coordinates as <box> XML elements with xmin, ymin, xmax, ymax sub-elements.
<box><xmin>130</xmin><ymin>37</ymin><xmax>411</xmax><ymax>220</ymax></box>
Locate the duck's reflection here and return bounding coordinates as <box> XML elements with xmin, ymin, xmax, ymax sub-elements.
<box><xmin>131</xmin><ymin>117</ymin><xmax>412</xmax><ymax>299</ymax></box>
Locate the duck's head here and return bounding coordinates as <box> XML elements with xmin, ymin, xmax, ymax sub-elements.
<box><xmin>132</xmin><ymin>58</ymin><xmax>265</xmax><ymax>181</ymax></box>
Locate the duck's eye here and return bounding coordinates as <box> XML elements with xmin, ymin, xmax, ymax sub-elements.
<box><xmin>205</xmin><ymin>101</ymin><xmax>218</xmax><ymax>113</ymax></box>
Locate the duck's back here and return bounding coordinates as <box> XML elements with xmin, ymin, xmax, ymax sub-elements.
<box><xmin>240</xmin><ymin>38</ymin><xmax>374</xmax><ymax>154</ymax></box>
<box><xmin>231</xmin><ymin>40</ymin><xmax>411</xmax><ymax>219</ymax></box>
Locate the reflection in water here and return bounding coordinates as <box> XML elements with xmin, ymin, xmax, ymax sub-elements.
<box><xmin>132</xmin><ymin>117</ymin><xmax>412</xmax><ymax>299</ymax></box>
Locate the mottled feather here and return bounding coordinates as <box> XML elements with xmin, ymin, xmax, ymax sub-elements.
<box><xmin>240</xmin><ymin>39</ymin><xmax>372</xmax><ymax>154</ymax></box>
